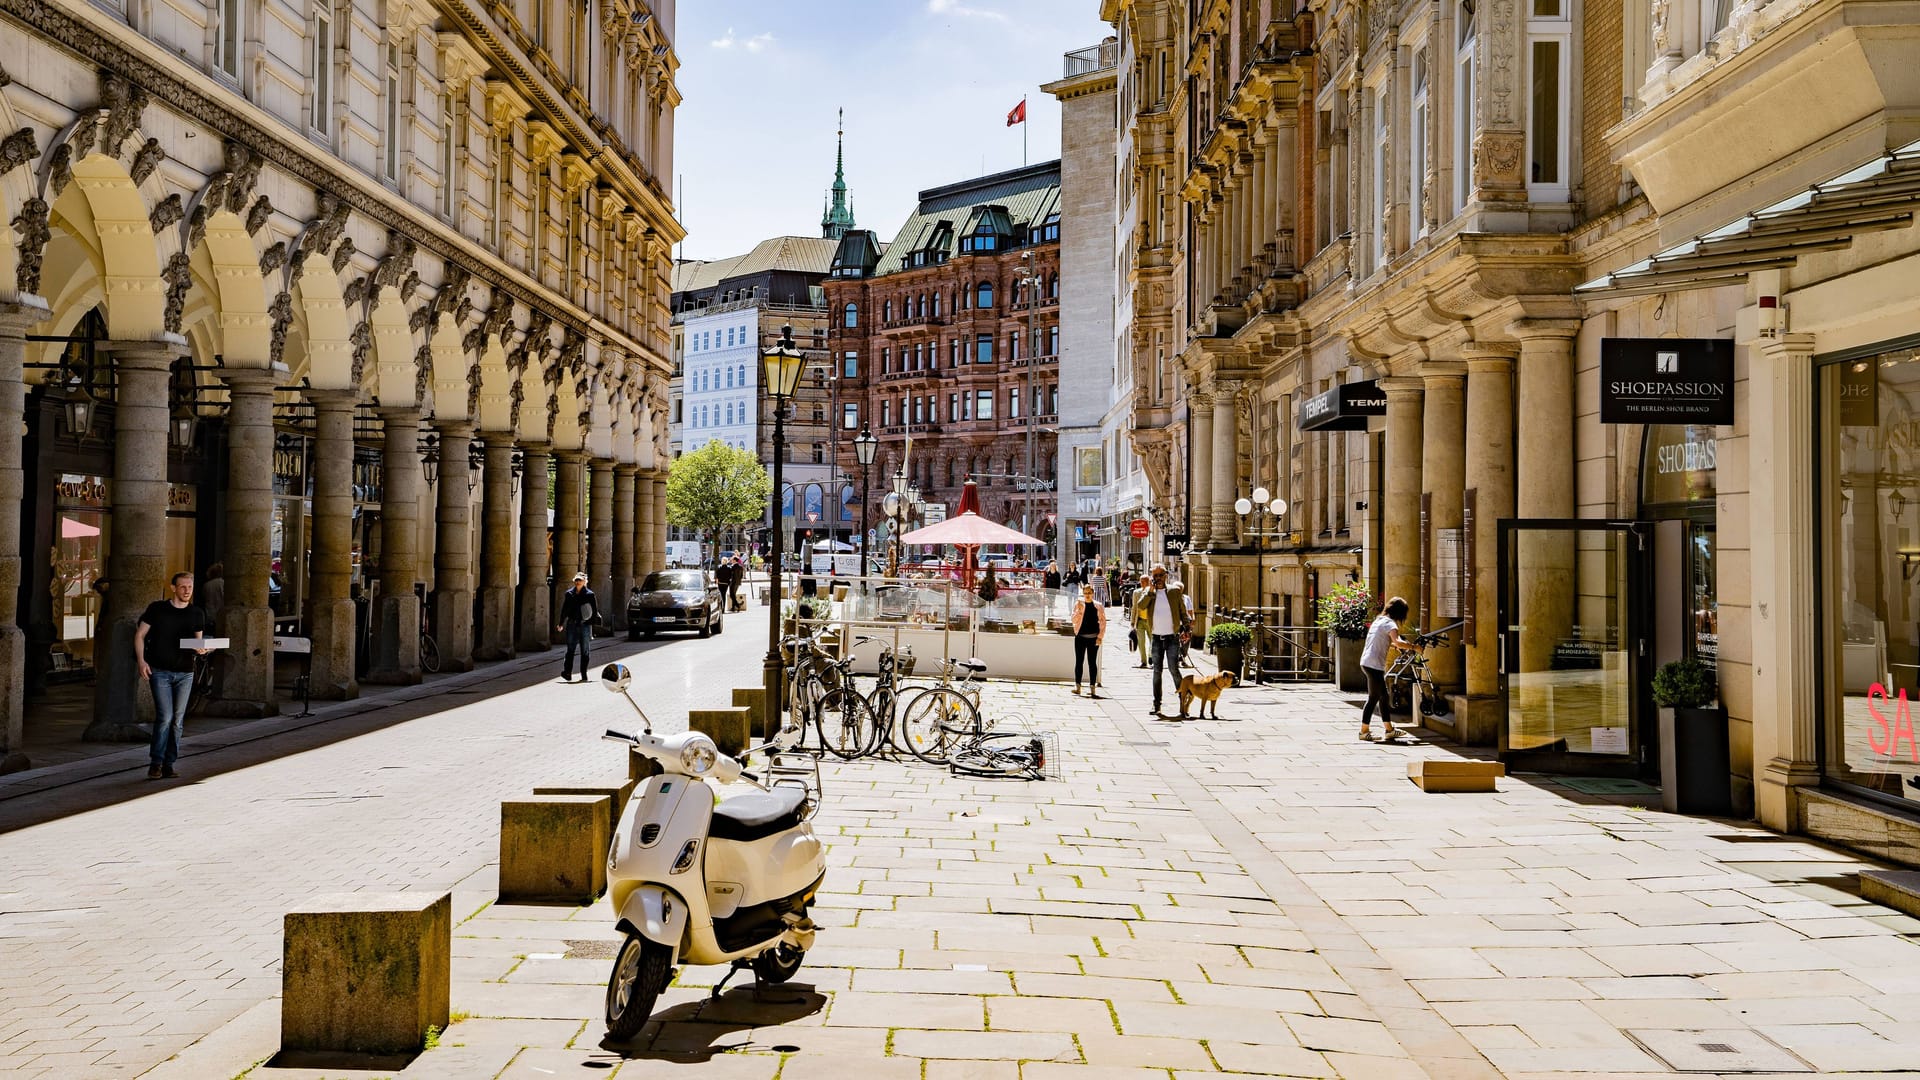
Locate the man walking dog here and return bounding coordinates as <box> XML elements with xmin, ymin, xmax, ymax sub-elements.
<box><xmin>1132</xmin><ymin>564</ymin><xmax>1191</xmax><ymax>717</ymax></box>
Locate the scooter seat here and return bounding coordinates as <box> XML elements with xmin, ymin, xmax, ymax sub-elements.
<box><xmin>711</xmin><ymin>785</ymin><xmax>807</xmax><ymax>843</ymax></box>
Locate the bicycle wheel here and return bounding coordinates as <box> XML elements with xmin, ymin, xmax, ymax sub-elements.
<box><xmin>1419</xmin><ymin>676</ymin><xmax>1451</xmax><ymax>717</ymax></box>
<box><xmin>898</xmin><ymin>687</ymin><xmax>977</xmax><ymax>765</ymax></box>
<box><xmin>950</xmin><ymin>734</ymin><xmax>1045</xmax><ymax>780</ymax></box>
<box><xmin>791</xmin><ymin>671</ymin><xmax>831</xmax><ymax>730</ymax></box>
<box><xmin>420</xmin><ymin>633</ymin><xmax>441</xmax><ymax>674</ymax></box>
<box><xmin>814</xmin><ymin>686</ymin><xmax>878</xmax><ymax>760</ymax></box>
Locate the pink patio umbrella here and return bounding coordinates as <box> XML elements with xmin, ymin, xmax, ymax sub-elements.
<box><xmin>898</xmin><ymin>480</ymin><xmax>1046</xmax><ymax>589</ymax></box>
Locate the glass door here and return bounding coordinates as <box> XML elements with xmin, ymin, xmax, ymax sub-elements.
<box><xmin>1499</xmin><ymin>519</ymin><xmax>1651</xmax><ymax>774</ymax></box>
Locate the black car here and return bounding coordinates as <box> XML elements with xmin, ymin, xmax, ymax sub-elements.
<box><xmin>627</xmin><ymin>570</ymin><xmax>724</xmax><ymax>640</ymax></box>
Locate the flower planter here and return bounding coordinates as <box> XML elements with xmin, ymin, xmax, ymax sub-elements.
<box><xmin>1333</xmin><ymin>636</ymin><xmax>1368</xmax><ymax>692</ymax></box>
<box><xmin>1213</xmin><ymin>641</ymin><xmax>1245</xmax><ymax>679</ymax></box>
<box><xmin>1657</xmin><ymin>704</ymin><xmax>1732</xmax><ymax>816</ymax></box>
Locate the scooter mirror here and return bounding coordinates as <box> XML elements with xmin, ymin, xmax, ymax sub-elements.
<box><xmin>773</xmin><ymin>722</ymin><xmax>801</xmax><ymax>751</ymax></box>
<box><xmin>600</xmin><ymin>663</ymin><xmax>633</xmax><ymax>693</ymax></box>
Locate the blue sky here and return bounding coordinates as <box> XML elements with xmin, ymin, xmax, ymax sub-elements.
<box><xmin>671</xmin><ymin>0</ymin><xmax>1111</xmax><ymax>261</ymax></box>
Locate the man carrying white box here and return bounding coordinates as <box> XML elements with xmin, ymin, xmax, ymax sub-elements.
<box><xmin>133</xmin><ymin>571</ymin><xmax>212</xmax><ymax>780</ymax></box>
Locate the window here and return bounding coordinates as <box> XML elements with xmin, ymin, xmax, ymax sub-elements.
<box><xmin>843</xmin><ymin>403</ymin><xmax>858</xmax><ymax>430</ymax></box>
<box><xmin>1455</xmin><ymin>4</ymin><xmax>1477</xmax><ymax>213</ymax></box>
<box><xmin>383</xmin><ymin>42</ymin><xmax>402</xmax><ymax>181</ymax></box>
<box><xmin>1047</xmin><ymin>326</ymin><xmax>1059</xmax><ymax>356</ymax></box>
<box><xmin>738</xmin><ymin>362</ymin><xmax>747</xmax><ymax>385</ymax></box>
<box><xmin>883</xmin><ymin>300</ymin><xmax>893</xmax><ymax>322</ymax></box>
<box><xmin>913</xmin><ymin>397</ymin><xmax>924</xmax><ymax>424</ymax></box>
<box><xmin>1010</xmin><ymin>330</ymin><xmax>1021</xmax><ymax>360</ymax></box>
<box><xmin>931</xmin><ymin>292</ymin><xmax>942</xmax><ymax>317</ymax></box>
<box><xmin>217</xmin><ymin>0</ymin><xmax>245</xmax><ymax>79</ymax></box>
<box><xmin>1047</xmin><ymin>272</ymin><xmax>1058</xmax><ymax>299</ymax></box>
<box><xmin>976</xmin><ymin>281</ymin><xmax>994</xmax><ymax>308</ymax></box>
<box><xmin>725</xmin><ymin>367</ymin><xmax>734</xmax><ymax>389</ymax></box>
<box><xmin>949</xmin><ymin>339</ymin><xmax>960</xmax><ymax>366</ymax></box>
<box><xmin>1410</xmin><ymin>50</ymin><xmax>1429</xmax><ymax>240</ymax></box>
<box><xmin>1009</xmin><ymin>386</ymin><xmax>1020</xmax><ymax>419</ymax></box>
<box><xmin>1527</xmin><ymin>0</ymin><xmax>1570</xmax><ymax>195</ymax></box>
<box><xmin>1370</xmin><ymin>86</ymin><xmax>1388</xmax><ymax>271</ymax></box>
<box><xmin>1048</xmin><ymin>384</ymin><xmax>1057</xmax><ymax>415</ymax></box>
<box><xmin>948</xmin><ymin>393</ymin><xmax>959</xmax><ymax>422</ymax></box>
<box><xmin>843</xmin><ymin>352</ymin><xmax>858</xmax><ymax>378</ymax></box>
<box><xmin>843</xmin><ymin>302</ymin><xmax>858</xmax><ymax>328</ymax></box>
<box><xmin>882</xmin><ymin>400</ymin><xmax>892</xmax><ymax>426</ymax></box>
<box><xmin>975</xmin><ymin>334</ymin><xmax>993</xmax><ymax>364</ymax></box>
<box><xmin>440</xmin><ymin>93</ymin><xmax>457</xmax><ymax>217</ymax></box>
<box><xmin>976</xmin><ymin>390</ymin><xmax>994</xmax><ymax>420</ymax></box>
<box><xmin>881</xmin><ymin>347</ymin><xmax>891</xmax><ymax>373</ymax></box>
<box><xmin>916</xmin><ymin>294</ymin><xmax>927</xmax><ymax>317</ymax></box>
<box><xmin>312</xmin><ymin>8</ymin><xmax>333</xmax><ymax>136</ymax></box>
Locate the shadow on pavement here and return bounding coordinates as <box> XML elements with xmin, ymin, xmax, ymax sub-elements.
<box><xmin>604</xmin><ymin>984</ymin><xmax>826</xmax><ymax>1061</ymax></box>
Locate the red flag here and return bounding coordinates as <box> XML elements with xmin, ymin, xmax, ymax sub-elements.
<box><xmin>1006</xmin><ymin>98</ymin><xmax>1026</xmax><ymax>126</ymax></box>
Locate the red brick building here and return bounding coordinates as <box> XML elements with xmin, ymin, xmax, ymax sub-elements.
<box><xmin>825</xmin><ymin>162</ymin><xmax>1063</xmax><ymax>544</ymax></box>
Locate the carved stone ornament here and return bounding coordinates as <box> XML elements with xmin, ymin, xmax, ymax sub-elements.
<box><xmin>67</xmin><ymin>111</ymin><xmax>103</xmax><ymax>162</ymax></box>
<box><xmin>0</xmin><ymin>128</ymin><xmax>39</xmax><ymax>177</ymax></box>
<box><xmin>414</xmin><ymin>343</ymin><xmax>432</xmax><ymax>402</ymax></box>
<box><xmin>301</xmin><ymin>192</ymin><xmax>350</xmax><ymax>261</ymax></box>
<box><xmin>162</xmin><ymin>251</ymin><xmax>191</xmax><ymax>333</ymax></box>
<box><xmin>149</xmin><ymin>193</ymin><xmax>182</xmax><ymax>233</ymax></box>
<box><xmin>258</xmin><ymin>241</ymin><xmax>287</xmax><ymax>277</ymax></box>
<box><xmin>12</xmin><ymin>197</ymin><xmax>50</xmax><ymax>296</ymax></box>
<box><xmin>509</xmin><ymin>373</ymin><xmax>525</xmax><ymax>430</ymax></box>
<box><xmin>130</xmin><ymin>137</ymin><xmax>163</xmax><ymax>185</ymax></box>
<box><xmin>348</xmin><ymin>322</ymin><xmax>372</xmax><ymax>387</ymax></box>
<box><xmin>331</xmin><ymin>235</ymin><xmax>356</xmax><ymax>275</ymax></box>
<box><xmin>373</xmin><ymin>229</ymin><xmax>418</xmax><ymax>293</ymax></box>
<box><xmin>245</xmin><ymin>195</ymin><xmax>272</xmax><ymax>236</ymax></box>
<box><xmin>558</xmin><ymin>328</ymin><xmax>586</xmax><ymax>372</ymax></box>
<box><xmin>466</xmin><ymin>359</ymin><xmax>483</xmax><ymax>416</ymax></box>
<box><xmin>97</xmin><ymin>71</ymin><xmax>150</xmax><ymax>159</ymax></box>
<box><xmin>342</xmin><ymin>276</ymin><xmax>369</xmax><ymax>308</ymax></box>
<box><xmin>268</xmin><ymin>290</ymin><xmax>293</xmax><ymax>367</ymax></box>
<box><xmin>546</xmin><ymin>396</ymin><xmax>560</xmax><ymax>442</ymax></box>
<box><xmin>45</xmin><ymin>144</ymin><xmax>72</xmax><ymax>200</ymax></box>
<box><xmin>1651</xmin><ymin>0</ymin><xmax>1671</xmax><ymax>52</ymax></box>
<box><xmin>184</xmin><ymin>203</ymin><xmax>207</xmax><ymax>251</ymax></box>
<box><xmin>1471</xmin><ymin>130</ymin><xmax>1526</xmax><ymax>187</ymax></box>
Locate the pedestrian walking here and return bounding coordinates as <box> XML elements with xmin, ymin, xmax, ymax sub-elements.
<box><xmin>1070</xmin><ymin>583</ymin><xmax>1106</xmax><ymax>697</ymax></box>
<box><xmin>715</xmin><ymin>558</ymin><xmax>736</xmax><ymax>613</ymax></box>
<box><xmin>1132</xmin><ymin>586</ymin><xmax>1152</xmax><ymax>668</ymax></box>
<box><xmin>556</xmin><ymin>572</ymin><xmax>597</xmax><ymax>683</ymax></box>
<box><xmin>1043</xmin><ymin>560</ymin><xmax>1062</xmax><ymax>590</ymax></box>
<box><xmin>135</xmin><ymin>571</ymin><xmax>211</xmax><ymax>779</ymax></box>
<box><xmin>1132</xmin><ymin>564</ymin><xmax>1190</xmax><ymax>717</ymax></box>
<box><xmin>729</xmin><ymin>556</ymin><xmax>746</xmax><ymax>611</ymax></box>
<box><xmin>977</xmin><ymin>566</ymin><xmax>1000</xmax><ymax>602</ymax></box>
<box><xmin>1359</xmin><ymin>596</ymin><xmax>1413</xmax><ymax>741</ymax></box>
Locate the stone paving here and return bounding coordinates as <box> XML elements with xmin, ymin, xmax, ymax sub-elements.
<box><xmin>223</xmin><ymin>635</ymin><xmax>1920</xmax><ymax>1080</ymax></box>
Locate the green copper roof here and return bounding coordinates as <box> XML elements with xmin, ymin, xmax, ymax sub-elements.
<box><xmin>871</xmin><ymin>161</ymin><xmax>1060</xmax><ymax>277</ymax></box>
<box><xmin>822</xmin><ymin>109</ymin><xmax>857</xmax><ymax>240</ymax></box>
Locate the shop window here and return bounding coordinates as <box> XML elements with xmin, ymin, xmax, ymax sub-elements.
<box><xmin>1820</xmin><ymin>345</ymin><xmax>1920</xmax><ymax>809</ymax></box>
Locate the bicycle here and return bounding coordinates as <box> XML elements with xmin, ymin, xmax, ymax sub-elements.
<box><xmin>1385</xmin><ymin>623</ymin><xmax>1459</xmax><ymax>720</ymax></box>
<box><xmin>419</xmin><ymin>604</ymin><xmax>441</xmax><ymax>675</ymax></box>
<box><xmin>893</xmin><ymin>656</ymin><xmax>988</xmax><ymax>765</ymax></box>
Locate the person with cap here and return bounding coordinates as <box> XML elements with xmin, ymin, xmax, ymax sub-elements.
<box><xmin>556</xmin><ymin>571</ymin><xmax>598</xmax><ymax>683</ymax></box>
<box><xmin>1131</xmin><ymin>563</ymin><xmax>1191</xmax><ymax>716</ymax></box>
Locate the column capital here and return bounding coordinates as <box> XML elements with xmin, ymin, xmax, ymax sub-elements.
<box><xmin>554</xmin><ymin>448</ymin><xmax>589</xmax><ymax>464</ymax></box>
<box><xmin>220</xmin><ymin>366</ymin><xmax>279</xmax><ymax>393</ymax></box>
<box><xmin>1507</xmin><ymin>318</ymin><xmax>1581</xmax><ymax>342</ymax></box>
<box><xmin>1378</xmin><ymin>375</ymin><xmax>1426</xmax><ymax>398</ymax></box>
<box><xmin>615</xmin><ymin>462</ymin><xmax>641</xmax><ymax>477</ymax></box>
<box><xmin>479</xmin><ymin>430</ymin><xmax>518</xmax><ymax>448</ymax></box>
<box><xmin>0</xmin><ymin>297</ymin><xmax>51</xmax><ymax>334</ymax></box>
<box><xmin>376</xmin><ymin>405</ymin><xmax>423</xmax><ymax>424</ymax></box>
<box><xmin>1753</xmin><ymin>333</ymin><xmax>1816</xmax><ymax>360</ymax></box>
<box><xmin>304</xmin><ymin>386</ymin><xmax>360</xmax><ymax>408</ymax></box>
<box><xmin>1416</xmin><ymin>362</ymin><xmax>1467</xmax><ymax>386</ymax></box>
<box><xmin>433</xmin><ymin>418</ymin><xmax>476</xmax><ymax>438</ymax></box>
<box><xmin>1461</xmin><ymin>341</ymin><xmax>1519</xmax><ymax>369</ymax></box>
<box><xmin>99</xmin><ymin>339</ymin><xmax>185</xmax><ymax>371</ymax></box>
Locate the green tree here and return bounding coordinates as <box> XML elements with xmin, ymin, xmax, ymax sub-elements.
<box><xmin>666</xmin><ymin>441</ymin><xmax>772</xmax><ymax>567</ymax></box>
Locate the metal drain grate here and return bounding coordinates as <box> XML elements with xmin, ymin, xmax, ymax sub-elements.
<box><xmin>1628</xmin><ymin>1029</ymin><xmax>1813</xmax><ymax>1073</ymax></box>
<box><xmin>1700</xmin><ymin>1043</ymin><xmax>1737</xmax><ymax>1054</ymax></box>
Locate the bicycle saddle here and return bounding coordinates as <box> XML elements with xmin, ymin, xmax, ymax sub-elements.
<box><xmin>950</xmin><ymin>657</ymin><xmax>988</xmax><ymax>674</ymax></box>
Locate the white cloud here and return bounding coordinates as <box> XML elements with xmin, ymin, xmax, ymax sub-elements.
<box><xmin>711</xmin><ymin>26</ymin><xmax>774</xmax><ymax>52</ymax></box>
<box><xmin>927</xmin><ymin>0</ymin><xmax>1008</xmax><ymax>23</ymax></box>
<box><xmin>711</xmin><ymin>26</ymin><xmax>737</xmax><ymax>48</ymax></box>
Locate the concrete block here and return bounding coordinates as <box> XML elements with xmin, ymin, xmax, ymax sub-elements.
<box><xmin>1860</xmin><ymin>870</ymin><xmax>1920</xmax><ymax>918</ymax></box>
<box><xmin>689</xmin><ymin>706</ymin><xmax>751</xmax><ymax>757</ymax></box>
<box><xmin>281</xmin><ymin>890</ymin><xmax>450</xmax><ymax>1056</ymax></box>
<box><xmin>499</xmin><ymin>795</ymin><xmax>611</xmax><ymax>903</ymax></box>
<box><xmin>732</xmin><ymin>687</ymin><xmax>768</xmax><ymax>741</ymax></box>
<box><xmin>628</xmin><ymin>750</ymin><xmax>663</xmax><ymax>783</ymax></box>
<box><xmin>533</xmin><ymin>778</ymin><xmax>637</xmax><ymax>821</ymax></box>
<box><xmin>1407</xmin><ymin>758</ymin><xmax>1506</xmax><ymax>793</ymax></box>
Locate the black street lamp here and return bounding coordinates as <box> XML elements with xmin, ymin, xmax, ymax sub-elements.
<box><xmin>853</xmin><ymin>426</ymin><xmax>877</xmax><ymax>575</ymax></box>
<box><xmin>1234</xmin><ymin>487</ymin><xmax>1288</xmax><ymax>684</ymax></box>
<box><xmin>419</xmin><ymin>431</ymin><xmax>441</xmax><ymax>486</ymax></box>
<box><xmin>761</xmin><ymin>323</ymin><xmax>808</xmax><ymax>738</ymax></box>
<box><xmin>467</xmin><ymin>437</ymin><xmax>486</xmax><ymax>494</ymax></box>
<box><xmin>509</xmin><ymin>449</ymin><xmax>525</xmax><ymax>496</ymax></box>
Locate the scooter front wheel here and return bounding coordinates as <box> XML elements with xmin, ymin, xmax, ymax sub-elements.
<box><xmin>752</xmin><ymin>942</ymin><xmax>805</xmax><ymax>985</ymax></box>
<box><xmin>605</xmin><ymin>933</ymin><xmax>673</xmax><ymax>1041</ymax></box>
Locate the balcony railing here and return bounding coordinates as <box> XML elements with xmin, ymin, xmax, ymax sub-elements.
<box><xmin>1063</xmin><ymin>40</ymin><xmax>1119</xmax><ymax>78</ymax></box>
<box><xmin>880</xmin><ymin>314</ymin><xmax>946</xmax><ymax>331</ymax></box>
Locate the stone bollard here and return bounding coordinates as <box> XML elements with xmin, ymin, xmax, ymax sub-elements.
<box><xmin>732</xmin><ymin>687</ymin><xmax>768</xmax><ymax>741</ymax></box>
<box><xmin>499</xmin><ymin>795</ymin><xmax>611</xmax><ymax>903</ymax></box>
<box><xmin>281</xmin><ymin>891</ymin><xmax>450</xmax><ymax>1057</ymax></box>
<box><xmin>689</xmin><ymin>706</ymin><xmax>752</xmax><ymax>758</ymax></box>
<box><xmin>534</xmin><ymin>778</ymin><xmax>638</xmax><ymax>821</ymax></box>
<box><xmin>629</xmin><ymin>750</ymin><xmax>663</xmax><ymax>783</ymax></box>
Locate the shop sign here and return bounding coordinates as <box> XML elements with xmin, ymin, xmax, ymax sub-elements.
<box><xmin>1163</xmin><ymin>533</ymin><xmax>1190</xmax><ymax>558</ymax></box>
<box><xmin>56</xmin><ymin>473</ymin><xmax>108</xmax><ymax>509</ymax></box>
<box><xmin>1838</xmin><ymin>360</ymin><xmax>1879</xmax><ymax>427</ymax></box>
<box><xmin>167</xmin><ymin>484</ymin><xmax>196</xmax><ymax>512</ymax></box>
<box><xmin>1641</xmin><ymin>424</ymin><xmax>1717</xmax><ymax>507</ymax></box>
<box><xmin>1299</xmin><ymin>380</ymin><xmax>1387</xmax><ymax>432</ymax></box>
<box><xmin>1129</xmin><ymin>519</ymin><xmax>1150</xmax><ymax>538</ymax></box>
<box><xmin>1600</xmin><ymin>338</ymin><xmax>1735</xmax><ymax>424</ymax></box>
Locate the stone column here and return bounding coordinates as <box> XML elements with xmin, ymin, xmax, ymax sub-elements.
<box><xmin>1462</xmin><ymin>349</ymin><xmax>1516</xmax><ymax>724</ymax></box>
<box><xmin>1513</xmin><ymin>321</ymin><xmax>1580</xmax><ymax>674</ymax></box>
<box><xmin>87</xmin><ymin>342</ymin><xmax>175</xmax><ymax>739</ymax></box>
<box><xmin>431</xmin><ymin>421</ymin><xmax>476</xmax><ymax>672</ymax></box>
<box><xmin>366</xmin><ymin>409</ymin><xmax>422</xmax><ymax>685</ymax></box>
<box><xmin>1421</xmin><ymin>366</ymin><xmax>1466</xmax><ymax>692</ymax></box>
<box><xmin>212</xmin><ymin>368</ymin><xmax>279</xmax><ymax>716</ymax></box>
<box><xmin>306</xmin><ymin>389</ymin><xmax>359</xmax><ymax>700</ymax></box>
<box><xmin>1750</xmin><ymin>334</ymin><xmax>1820</xmax><ymax>830</ymax></box>
<box><xmin>1189</xmin><ymin>391</ymin><xmax>1214</xmax><ymax>549</ymax></box>
<box><xmin>613</xmin><ymin>464</ymin><xmax>638</xmax><ymax>629</ymax></box>
<box><xmin>552</xmin><ymin>450</ymin><xmax>586</xmax><ymax>612</ymax></box>
<box><xmin>1211</xmin><ymin>384</ymin><xmax>1239</xmax><ymax>545</ymax></box>
<box><xmin>650</xmin><ymin>472</ymin><xmax>668</xmax><ymax>582</ymax></box>
<box><xmin>516</xmin><ymin>444</ymin><xmax>552</xmax><ymax>652</ymax></box>
<box><xmin>0</xmin><ymin>301</ymin><xmax>48</xmax><ymax>757</ymax></box>
<box><xmin>1380</xmin><ymin>376</ymin><xmax>1425</xmax><ymax>622</ymax></box>
<box><xmin>633</xmin><ymin>466</ymin><xmax>656</xmax><ymax>584</ymax></box>
<box><xmin>588</xmin><ymin>458</ymin><xmax>614</xmax><ymax>617</ymax></box>
<box><xmin>475</xmin><ymin>435</ymin><xmax>517</xmax><ymax>662</ymax></box>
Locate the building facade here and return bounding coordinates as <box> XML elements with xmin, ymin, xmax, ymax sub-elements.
<box><xmin>1105</xmin><ymin>0</ymin><xmax>1920</xmax><ymax>862</ymax></box>
<box><xmin>827</xmin><ymin>163</ymin><xmax>1063</xmax><ymax>550</ymax></box>
<box><xmin>0</xmin><ymin>0</ymin><xmax>682</xmax><ymax>766</ymax></box>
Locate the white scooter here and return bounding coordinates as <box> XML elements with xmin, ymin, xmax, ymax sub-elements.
<box><xmin>596</xmin><ymin>663</ymin><xmax>827</xmax><ymax>1040</ymax></box>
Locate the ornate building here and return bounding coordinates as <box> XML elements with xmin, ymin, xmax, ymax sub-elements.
<box><xmin>0</xmin><ymin>0</ymin><xmax>682</xmax><ymax>766</ymax></box>
<box><xmin>1108</xmin><ymin>0</ymin><xmax>1920</xmax><ymax>859</ymax></box>
<box><xmin>826</xmin><ymin>162</ymin><xmax>1063</xmax><ymax>543</ymax></box>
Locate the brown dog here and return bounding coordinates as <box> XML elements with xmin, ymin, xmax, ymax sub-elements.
<box><xmin>1176</xmin><ymin>671</ymin><xmax>1236</xmax><ymax>719</ymax></box>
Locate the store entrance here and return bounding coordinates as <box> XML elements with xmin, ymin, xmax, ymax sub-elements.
<box><xmin>1498</xmin><ymin>519</ymin><xmax>1653</xmax><ymax>776</ymax></box>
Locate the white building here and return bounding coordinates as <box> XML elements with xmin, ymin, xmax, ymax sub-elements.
<box><xmin>677</xmin><ymin>307</ymin><xmax>759</xmax><ymax>454</ymax></box>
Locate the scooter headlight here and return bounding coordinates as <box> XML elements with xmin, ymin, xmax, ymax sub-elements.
<box><xmin>680</xmin><ymin>735</ymin><xmax>718</xmax><ymax>776</ymax></box>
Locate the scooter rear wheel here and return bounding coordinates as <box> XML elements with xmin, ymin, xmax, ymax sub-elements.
<box><xmin>605</xmin><ymin>933</ymin><xmax>673</xmax><ymax>1041</ymax></box>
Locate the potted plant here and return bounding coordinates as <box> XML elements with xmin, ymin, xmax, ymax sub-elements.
<box><xmin>1206</xmin><ymin>621</ymin><xmax>1252</xmax><ymax>679</ymax></box>
<box><xmin>1317</xmin><ymin>581</ymin><xmax>1374</xmax><ymax>692</ymax></box>
<box><xmin>1651</xmin><ymin>658</ymin><xmax>1731</xmax><ymax>816</ymax></box>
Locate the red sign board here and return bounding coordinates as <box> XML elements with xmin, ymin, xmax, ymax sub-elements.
<box><xmin>1129</xmin><ymin>519</ymin><xmax>1150</xmax><ymax>538</ymax></box>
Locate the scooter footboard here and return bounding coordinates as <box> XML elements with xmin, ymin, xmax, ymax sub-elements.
<box><xmin>614</xmin><ymin>885</ymin><xmax>689</xmax><ymax>966</ymax></box>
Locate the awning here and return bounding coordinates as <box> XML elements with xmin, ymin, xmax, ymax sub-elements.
<box><xmin>1576</xmin><ymin>139</ymin><xmax>1920</xmax><ymax>300</ymax></box>
<box><xmin>1299</xmin><ymin>380</ymin><xmax>1387</xmax><ymax>431</ymax></box>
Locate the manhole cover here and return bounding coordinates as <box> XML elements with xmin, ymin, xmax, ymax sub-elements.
<box><xmin>562</xmin><ymin>938</ymin><xmax>622</xmax><ymax>960</ymax></box>
<box><xmin>1629</xmin><ymin>1029</ymin><xmax>1812</xmax><ymax>1073</ymax></box>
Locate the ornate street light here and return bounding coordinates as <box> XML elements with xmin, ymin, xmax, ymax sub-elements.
<box><xmin>419</xmin><ymin>431</ymin><xmax>441</xmax><ymax>486</ymax></box>
<box><xmin>1234</xmin><ymin>487</ymin><xmax>1288</xmax><ymax>684</ymax></box>
<box><xmin>61</xmin><ymin>378</ymin><xmax>95</xmax><ymax>440</ymax></box>
<box><xmin>761</xmin><ymin>323</ymin><xmax>807</xmax><ymax>738</ymax></box>
<box><xmin>509</xmin><ymin>449</ymin><xmax>525</xmax><ymax>496</ymax></box>
<box><xmin>853</xmin><ymin>426</ymin><xmax>877</xmax><ymax>575</ymax></box>
<box><xmin>169</xmin><ymin>404</ymin><xmax>198</xmax><ymax>451</ymax></box>
<box><xmin>467</xmin><ymin>437</ymin><xmax>486</xmax><ymax>494</ymax></box>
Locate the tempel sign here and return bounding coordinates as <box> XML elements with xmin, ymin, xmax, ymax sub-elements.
<box><xmin>1599</xmin><ymin>338</ymin><xmax>1735</xmax><ymax>425</ymax></box>
<box><xmin>1299</xmin><ymin>380</ymin><xmax>1388</xmax><ymax>432</ymax></box>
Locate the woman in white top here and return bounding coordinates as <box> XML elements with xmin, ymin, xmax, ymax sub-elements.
<box><xmin>1359</xmin><ymin>596</ymin><xmax>1413</xmax><ymax>741</ymax></box>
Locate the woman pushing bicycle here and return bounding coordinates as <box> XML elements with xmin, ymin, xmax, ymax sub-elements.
<box><xmin>1358</xmin><ymin>596</ymin><xmax>1415</xmax><ymax>742</ymax></box>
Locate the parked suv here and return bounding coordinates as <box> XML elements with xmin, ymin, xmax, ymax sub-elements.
<box><xmin>627</xmin><ymin>569</ymin><xmax>724</xmax><ymax>640</ymax></box>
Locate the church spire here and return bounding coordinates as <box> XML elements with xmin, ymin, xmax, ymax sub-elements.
<box><xmin>822</xmin><ymin>107</ymin><xmax>856</xmax><ymax>240</ymax></box>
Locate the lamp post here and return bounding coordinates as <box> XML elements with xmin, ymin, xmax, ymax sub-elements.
<box><xmin>761</xmin><ymin>323</ymin><xmax>807</xmax><ymax>737</ymax></box>
<box><xmin>854</xmin><ymin>426</ymin><xmax>877</xmax><ymax>575</ymax></box>
<box><xmin>1233</xmin><ymin>487</ymin><xmax>1288</xmax><ymax>684</ymax></box>
<box><xmin>419</xmin><ymin>431</ymin><xmax>441</xmax><ymax>486</ymax></box>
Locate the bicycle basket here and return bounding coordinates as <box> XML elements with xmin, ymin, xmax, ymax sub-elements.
<box><xmin>896</xmin><ymin>647</ymin><xmax>917</xmax><ymax>676</ymax></box>
<box><xmin>948</xmin><ymin>730</ymin><xmax>1061</xmax><ymax>782</ymax></box>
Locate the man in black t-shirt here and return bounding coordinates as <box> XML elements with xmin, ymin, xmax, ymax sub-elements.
<box><xmin>555</xmin><ymin>572</ymin><xmax>597</xmax><ymax>683</ymax></box>
<box><xmin>135</xmin><ymin>572</ymin><xmax>211</xmax><ymax>779</ymax></box>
